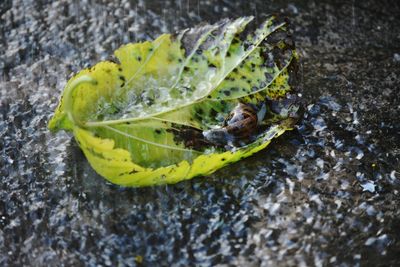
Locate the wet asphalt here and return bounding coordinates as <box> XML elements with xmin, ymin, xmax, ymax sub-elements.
<box><xmin>1</xmin><ymin>0</ymin><xmax>399</xmax><ymax>266</ymax></box>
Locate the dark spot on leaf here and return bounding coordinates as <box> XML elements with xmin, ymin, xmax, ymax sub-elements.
<box><xmin>210</xmin><ymin>109</ymin><xmax>217</xmax><ymax>117</ymax></box>
<box><xmin>183</xmin><ymin>86</ymin><xmax>192</xmax><ymax>92</ymax></box>
<box><xmin>119</xmin><ymin>75</ymin><xmax>125</xmax><ymax>81</ymax></box>
<box><xmin>155</xmin><ymin>129</ymin><xmax>162</xmax><ymax>134</ymax></box>
<box><xmin>145</xmin><ymin>97</ymin><xmax>154</xmax><ymax>106</ymax></box>
<box><xmin>137</xmin><ymin>56</ymin><xmax>142</xmax><ymax>61</ymax></box>
<box><xmin>129</xmin><ymin>169</ymin><xmax>138</xmax><ymax>174</ymax></box>
<box><xmin>223</xmin><ymin>90</ymin><xmax>231</xmax><ymax>96</ymax></box>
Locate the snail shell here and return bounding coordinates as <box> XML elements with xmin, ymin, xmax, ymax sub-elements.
<box><xmin>203</xmin><ymin>103</ymin><xmax>264</xmax><ymax>146</ymax></box>
<box><xmin>224</xmin><ymin>103</ymin><xmax>258</xmax><ymax>139</ymax></box>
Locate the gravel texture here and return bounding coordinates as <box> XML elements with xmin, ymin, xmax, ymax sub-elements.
<box><xmin>1</xmin><ymin>0</ymin><xmax>399</xmax><ymax>266</ymax></box>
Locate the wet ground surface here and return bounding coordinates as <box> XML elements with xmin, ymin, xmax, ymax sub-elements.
<box><xmin>1</xmin><ymin>0</ymin><xmax>400</xmax><ymax>266</ymax></box>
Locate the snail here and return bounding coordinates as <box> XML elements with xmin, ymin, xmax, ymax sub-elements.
<box><xmin>203</xmin><ymin>102</ymin><xmax>266</xmax><ymax>146</ymax></box>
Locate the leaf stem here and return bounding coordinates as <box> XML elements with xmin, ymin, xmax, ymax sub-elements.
<box><xmin>64</xmin><ymin>75</ymin><xmax>97</xmax><ymax>127</ymax></box>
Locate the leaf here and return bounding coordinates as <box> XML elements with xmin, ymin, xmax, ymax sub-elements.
<box><xmin>49</xmin><ymin>16</ymin><xmax>301</xmax><ymax>187</ymax></box>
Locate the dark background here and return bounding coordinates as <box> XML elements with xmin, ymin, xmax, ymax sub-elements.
<box><xmin>1</xmin><ymin>0</ymin><xmax>399</xmax><ymax>266</ymax></box>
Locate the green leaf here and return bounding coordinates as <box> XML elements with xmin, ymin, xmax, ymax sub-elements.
<box><xmin>49</xmin><ymin>16</ymin><xmax>301</xmax><ymax>187</ymax></box>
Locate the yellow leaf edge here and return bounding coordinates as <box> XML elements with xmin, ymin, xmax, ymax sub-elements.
<box><xmin>74</xmin><ymin>126</ymin><xmax>288</xmax><ymax>187</ymax></box>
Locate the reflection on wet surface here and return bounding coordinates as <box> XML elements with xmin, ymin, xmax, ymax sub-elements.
<box><xmin>1</xmin><ymin>0</ymin><xmax>399</xmax><ymax>266</ymax></box>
